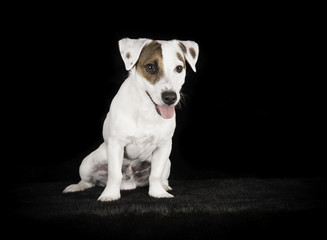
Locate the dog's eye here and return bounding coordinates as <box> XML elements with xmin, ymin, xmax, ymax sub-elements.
<box><xmin>145</xmin><ymin>64</ymin><xmax>157</xmax><ymax>74</ymax></box>
<box><xmin>175</xmin><ymin>65</ymin><xmax>183</xmax><ymax>73</ymax></box>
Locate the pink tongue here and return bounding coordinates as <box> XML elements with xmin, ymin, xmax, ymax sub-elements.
<box><xmin>156</xmin><ymin>105</ymin><xmax>175</xmax><ymax>119</ymax></box>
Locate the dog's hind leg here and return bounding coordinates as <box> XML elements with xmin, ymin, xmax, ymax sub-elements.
<box><xmin>63</xmin><ymin>142</ymin><xmax>107</xmax><ymax>193</ymax></box>
<box><xmin>63</xmin><ymin>179</ymin><xmax>94</xmax><ymax>193</ymax></box>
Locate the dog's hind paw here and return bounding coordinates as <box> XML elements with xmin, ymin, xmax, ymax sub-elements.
<box><xmin>163</xmin><ymin>184</ymin><xmax>173</xmax><ymax>191</ymax></box>
<box><xmin>63</xmin><ymin>181</ymin><xmax>93</xmax><ymax>193</ymax></box>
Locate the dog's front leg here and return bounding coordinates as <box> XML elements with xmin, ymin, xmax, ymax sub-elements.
<box><xmin>149</xmin><ymin>139</ymin><xmax>174</xmax><ymax>198</ymax></box>
<box><xmin>98</xmin><ymin>138</ymin><xmax>124</xmax><ymax>202</ymax></box>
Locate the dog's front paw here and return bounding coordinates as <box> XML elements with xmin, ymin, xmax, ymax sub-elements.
<box><xmin>97</xmin><ymin>188</ymin><xmax>121</xmax><ymax>202</ymax></box>
<box><xmin>97</xmin><ymin>193</ymin><xmax>121</xmax><ymax>202</ymax></box>
<box><xmin>149</xmin><ymin>188</ymin><xmax>174</xmax><ymax>198</ymax></box>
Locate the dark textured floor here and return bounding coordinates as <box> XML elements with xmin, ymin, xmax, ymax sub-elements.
<box><xmin>7</xmin><ymin>178</ymin><xmax>326</xmax><ymax>239</ymax></box>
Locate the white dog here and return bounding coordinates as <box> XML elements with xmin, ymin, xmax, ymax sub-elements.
<box><xmin>63</xmin><ymin>38</ymin><xmax>199</xmax><ymax>201</ymax></box>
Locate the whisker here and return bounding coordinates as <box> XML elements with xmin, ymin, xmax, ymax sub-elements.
<box><xmin>177</xmin><ymin>92</ymin><xmax>189</xmax><ymax>109</ymax></box>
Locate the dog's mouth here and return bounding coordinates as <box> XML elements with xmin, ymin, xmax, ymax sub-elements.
<box><xmin>146</xmin><ymin>92</ymin><xmax>175</xmax><ymax>119</ymax></box>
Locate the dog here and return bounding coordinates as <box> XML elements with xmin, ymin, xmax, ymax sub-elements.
<box><xmin>63</xmin><ymin>38</ymin><xmax>199</xmax><ymax>201</ymax></box>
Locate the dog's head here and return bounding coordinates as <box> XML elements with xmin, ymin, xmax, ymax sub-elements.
<box><xmin>119</xmin><ymin>38</ymin><xmax>199</xmax><ymax>119</ymax></box>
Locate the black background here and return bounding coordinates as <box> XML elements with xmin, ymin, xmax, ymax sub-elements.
<box><xmin>11</xmin><ymin>6</ymin><xmax>324</xmax><ymax>183</ymax></box>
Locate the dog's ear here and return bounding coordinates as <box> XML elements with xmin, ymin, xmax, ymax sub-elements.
<box><xmin>178</xmin><ymin>40</ymin><xmax>199</xmax><ymax>72</ymax></box>
<box><xmin>119</xmin><ymin>38</ymin><xmax>152</xmax><ymax>71</ymax></box>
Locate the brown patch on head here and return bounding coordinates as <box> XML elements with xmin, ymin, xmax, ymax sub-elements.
<box><xmin>126</xmin><ymin>52</ymin><xmax>131</xmax><ymax>59</ymax></box>
<box><xmin>178</xmin><ymin>42</ymin><xmax>187</xmax><ymax>54</ymax></box>
<box><xmin>189</xmin><ymin>47</ymin><xmax>196</xmax><ymax>59</ymax></box>
<box><xmin>136</xmin><ymin>41</ymin><xmax>163</xmax><ymax>84</ymax></box>
<box><xmin>177</xmin><ymin>52</ymin><xmax>186</xmax><ymax>68</ymax></box>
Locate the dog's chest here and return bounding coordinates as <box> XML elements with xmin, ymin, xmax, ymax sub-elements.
<box><xmin>124</xmin><ymin>136</ymin><xmax>158</xmax><ymax>161</ymax></box>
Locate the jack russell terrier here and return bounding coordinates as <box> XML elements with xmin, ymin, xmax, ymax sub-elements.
<box><xmin>63</xmin><ymin>38</ymin><xmax>199</xmax><ymax>201</ymax></box>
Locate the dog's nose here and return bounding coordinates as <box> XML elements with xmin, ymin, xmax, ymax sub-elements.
<box><xmin>162</xmin><ymin>91</ymin><xmax>177</xmax><ymax>105</ymax></box>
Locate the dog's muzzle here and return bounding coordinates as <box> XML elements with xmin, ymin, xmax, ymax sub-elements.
<box><xmin>161</xmin><ymin>91</ymin><xmax>177</xmax><ymax>105</ymax></box>
<box><xmin>146</xmin><ymin>91</ymin><xmax>176</xmax><ymax>119</ymax></box>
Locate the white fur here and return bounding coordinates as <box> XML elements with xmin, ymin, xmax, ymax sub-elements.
<box><xmin>63</xmin><ymin>38</ymin><xmax>199</xmax><ymax>201</ymax></box>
